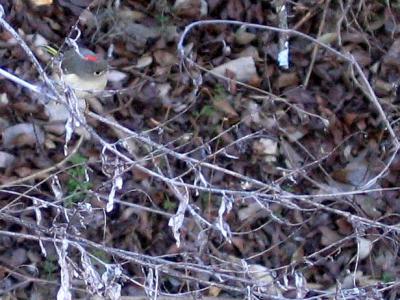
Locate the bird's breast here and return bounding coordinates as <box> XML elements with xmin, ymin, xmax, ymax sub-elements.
<box><xmin>62</xmin><ymin>73</ymin><xmax>108</xmax><ymax>92</ymax></box>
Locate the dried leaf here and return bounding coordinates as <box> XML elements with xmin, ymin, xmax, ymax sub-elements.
<box><xmin>357</xmin><ymin>237</ymin><xmax>373</xmax><ymax>260</ymax></box>
<box><xmin>173</xmin><ymin>0</ymin><xmax>208</xmax><ymax>17</ymax></box>
<box><xmin>210</xmin><ymin>56</ymin><xmax>257</xmax><ymax>83</ymax></box>
<box><xmin>0</xmin><ymin>151</ymin><xmax>15</xmax><ymax>169</ymax></box>
<box><xmin>107</xmin><ymin>70</ymin><xmax>128</xmax><ymax>82</ymax></box>
<box><xmin>3</xmin><ymin>123</ymin><xmax>44</xmax><ymax>148</ymax></box>
<box><xmin>135</xmin><ymin>55</ymin><xmax>153</xmax><ymax>69</ymax></box>
<box><xmin>277</xmin><ymin>72</ymin><xmax>299</xmax><ymax>89</ymax></box>
<box><xmin>154</xmin><ymin>50</ymin><xmax>178</xmax><ymax>67</ymax></box>
<box><xmin>248</xmin><ymin>264</ymin><xmax>282</xmax><ymax>296</ymax></box>
<box><xmin>235</xmin><ymin>26</ymin><xmax>256</xmax><ymax>45</ymax></box>
<box><xmin>319</xmin><ymin>226</ymin><xmax>343</xmax><ymax>246</ymax></box>
<box><xmin>253</xmin><ymin>138</ymin><xmax>278</xmax><ymax>156</ymax></box>
<box><xmin>331</xmin><ymin>150</ymin><xmax>373</xmax><ymax>186</ymax></box>
<box><xmin>208</xmin><ymin>286</ymin><xmax>221</xmax><ymax>297</ymax></box>
<box><xmin>30</xmin><ymin>0</ymin><xmax>53</xmax><ymax>5</ymax></box>
<box><xmin>212</xmin><ymin>98</ymin><xmax>238</xmax><ymax>118</ymax></box>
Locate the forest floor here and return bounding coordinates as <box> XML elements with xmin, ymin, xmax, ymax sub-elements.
<box><xmin>1</xmin><ymin>0</ymin><xmax>400</xmax><ymax>299</ymax></box>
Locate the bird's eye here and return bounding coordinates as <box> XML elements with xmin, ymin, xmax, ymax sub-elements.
<box><xmin>94</xmin><ymin>70</ymin><xmax>103</xmax><ymax>76</ymax></box>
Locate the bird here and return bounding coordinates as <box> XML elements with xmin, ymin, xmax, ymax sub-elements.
<box><xmin>60</xmin><ymin>47</ymin><xmax>108</xmax><ymax>93</ymax></box>
<box><xmin>43</xmin><ymin>45</ymin><xmax>109</xmax><ymax>123</ymax></box>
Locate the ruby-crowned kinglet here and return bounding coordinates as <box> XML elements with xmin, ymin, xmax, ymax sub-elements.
<box><xmin>60</xmin><ymin>48</ymin><xmax>108</xmax><ymax>92</ymax></box>
<box><xmin>43</xmin><ymin>46</ymin><xmax>108</xmax><ymax>126</ymax></box>
<box><xmin>43</xmin><ymin>45</ymin><xmax>108</xmax><ymax>92</ymax></box>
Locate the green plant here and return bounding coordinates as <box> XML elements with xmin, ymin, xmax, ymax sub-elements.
<box><xmin>65</xmin><ymin>154</ymin><xmax>92</xmax><ymax>207</ymax></box>
<box><xmin>381</xmin><ymin>271</ymin><xmax>395</xmax><ymax>283</ymax></box>
<box><xmin>163</xmin><ymin>193</ymin><xmax>177</xmax><ymax>211</ymax></box>
<box><xmin>198</xmin><ymin>105</ymin><xmax>216</xmax><ymax>118</ymax></box>
<box><xmin>192</xmin><ymin>85</ymin><xmax>229</xmax><ymax>119</ymax></box>
<box><xmin>42</xmin><ymin>255</ymin><xmax>58</xmax><ymax>280</ymax></box>
<box><xmin>155</xmin><ymin>0</ymin><xmax>171</xmax><ymax>35</ymax></box>
<box><xmin>156</xmin><ymin>13</ymin><xmax>170</xmax><ymax>28</ymax></box>
<box><xmin>212</xmin><ymin>84</ymin><xmax>227</xmax><ymax>101</ymax></box>
<box><xmin>92</xmin><ymin>249</ymin><xmax>110</xmax><ymax>264</ymax></box>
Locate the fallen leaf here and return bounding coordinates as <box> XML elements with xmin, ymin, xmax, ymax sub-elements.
<box><xmin>30</xmin><ymin>0</ymin><xmax>52</xmax><ymax>5</ymax></box>
<box><xmin>319</xmin><ymin>226</ymin><xmax>343</xmax><ymax>246</ymax></box>
<box><xmin>238</xmin><ymin>202</ymin><xmax>266</xmax><ymax>221</ymax></box>
<box><xmin>212</xmin><ymin>98</ymin><xmax>238</xmax><ymax>118</ymax></box>
<box><xmin>157</xmin><ymin>83</ymin><xmax>172</xmax><ymax>98</ymax></box>
<box><xmin>277</xmin><ymin>72</ymin><xmax>299</xmax><ymax>89</ymax></box>
<box><xmin>208</xmin><ymin>286</ymin><xmax>221</xmax><ymax>297</ymax></box>
<box><xmin>122</xmin><ymin>23</ymin><xmax>160</xmax><ymax>48</ymax></box>
<box><xmin>0</xmin><ymin>151</ymin><xmax>15</xmax><ymax>169</ymax></box>
<box><xmin>210</xmin><ymin>56</ymin><xmax>257</xmax><ymax>83</ymax></box>
<box><xmin>154</xmin><ymin>50</ymin><xmax>178</xmax><ymax>67</ymax></box>
<box><xmin>238</xmin><ymin>46</ymin><xmax>262</xmax><ymax>61</ymax></box>
<box><xmin>357</xmin><ymin>237</ymin><xmax>373</xmax><ymax>260</ymax></box>
<box><xmin>173</xmin><ymin>0</ymin><xmax>208</xmax><ymax>17</ymax></box>
<box><xmin>107</xmin><ymin>70</ymin><xmax>128</xmax><ymax>82</ymax></box>
<box><xmin>253</xmin><ymin>138</ymin><xmax>278</xmax><ymax>156</ymax></box>
<box><xmin>227</xmin><ymin>0</ymin><xmax>244</xmax><ymax>20</ymax></box>
<box><xmin>135</xmin><ymin>55</ymin><xmax>153</xmax><ymax>69</ymax></box>
<box><xmin>3</xmin><ymin>123</ymin><xmax>45</xmax><ymax>148</ymax></box>
<box><xmin>235</xmin><ymin>26</ymin><xmax>256</xmax><ymax>45</ymax></box>
<box><xmin>247</xmin><ymin>264</ymin><xmax>282</xmax><ymax>296</ymax></box>
<box><xmin>14</xmin><ymin>166</ymin><xmax>33</xmax><ymax>178</ymax></box>
<box><xmin>335</xmin><ymin>218</ymin><xmax>353</xmax><ymax>236</ymax></box>
<box><xmin>331</xmin><ymin>150</ymin><xmax>374</xmax><ymax>187</ymax></box>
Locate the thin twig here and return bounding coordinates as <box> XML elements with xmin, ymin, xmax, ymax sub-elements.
<box><xmin>303</xmin><ymin>0</ymin><xmax>331</xmax><ymax>87</ymax></box>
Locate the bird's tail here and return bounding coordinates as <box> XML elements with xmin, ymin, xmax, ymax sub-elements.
<box><xmin>41</xmin><ymin>45</ymin><xmax>61</xmax><ymax>57</ymax></box>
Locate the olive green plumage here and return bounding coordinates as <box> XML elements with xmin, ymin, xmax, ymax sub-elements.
<box><xmin>43</xmin><ymin>46</ymin><xmax>109</xmax><ymax>125</ymax></box>
<box><xmin>61</xmin><ymin>49</ymin><xmax>108</xmax><ymax>80</ymax></box>
<box><xmin>56</xmin><ymin>48</ymin><xmax>108</xmax><ymax>91</ymax></box>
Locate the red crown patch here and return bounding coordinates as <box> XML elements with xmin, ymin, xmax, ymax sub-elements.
<box><xmin>84</xmin><ymin>54</ymin><xmax>98</xmax><ymax>62</ymax></box>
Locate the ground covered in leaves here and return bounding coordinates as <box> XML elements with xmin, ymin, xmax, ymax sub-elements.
<box><xmin>1</xmin><ymin>0</ymin><xmax>400</xmax><ymax>299</ymax></box>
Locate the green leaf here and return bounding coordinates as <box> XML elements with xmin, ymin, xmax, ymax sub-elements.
<box><xmin>382</xmin><ymin>272</ymin><xmax>395</xmax><ymax>283</ymax></box>
<box><xmin>199</xmin><ymin>105</ymin><xmax>216</xmax><ymax>117</ymax></box>
<box><xmin>69</xmin><ymin>153</ymin><xmax>88</xmax><ymax>165</ymax></box>
<box><xmin>163</xmin><ymin>194</ymin><xmax>177</xmax><ymax>211</ymax></box>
